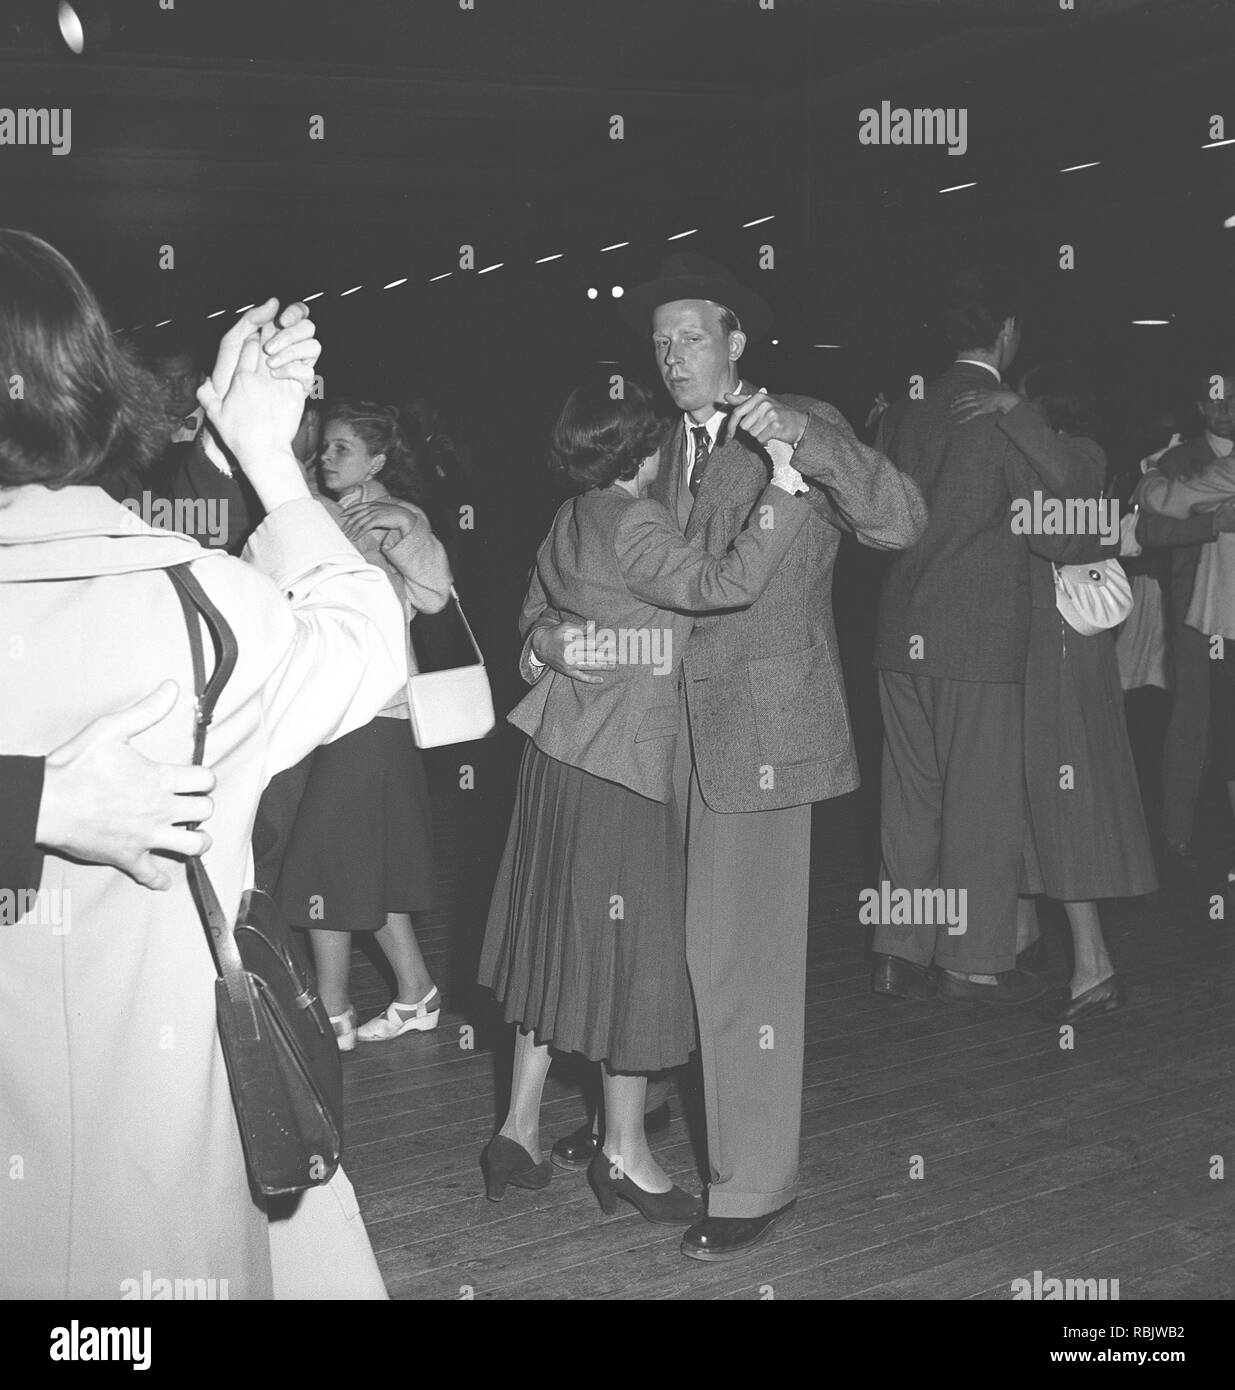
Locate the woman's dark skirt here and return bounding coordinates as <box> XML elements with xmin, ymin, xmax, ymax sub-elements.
<box><xmin>276</xmin><ymin>715</ymin><xmax>435</xmax><ymax>931</ymax></box>
<box><xmin>478</xmin><ymin>741</ymin><xmax>696</xmax><ymax>1074</ymax></box>
<box><xmin>1022</xmin><ymin>607</ymin><xmax>1158</xmax><ymax>901</ymax></box>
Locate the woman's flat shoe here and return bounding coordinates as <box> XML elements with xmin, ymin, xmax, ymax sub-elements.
<box><xmin>358</xmin><ymin>987</ymin><xmax>440</xmax><ymax>1042</ymax></box>
<box><xmin>587</xmin><ymin>1152</ymin><xmax>703</xmax><ymax>1225</ymax></box>
<box><xmin>1038</xmin><ymin>975</ymin><xmax>1124</xmax><ymax>1023</ymax></box>
<box><xmin>329</xmin><ymin>1006</ymin><xmax>357</xmax><ymax>1053</ymax></box>
<box><xmin>480</xmin><ymin>1134</ymin><xmax>552</xmax><ymax>1201</ymax></box>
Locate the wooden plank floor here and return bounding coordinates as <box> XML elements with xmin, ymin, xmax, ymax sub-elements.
<box><xmin>339</xmin><ymin>739</ymin><xmax>1235</xmax><ymax>1300</ymax></box>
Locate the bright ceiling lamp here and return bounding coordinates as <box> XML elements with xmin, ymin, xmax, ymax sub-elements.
<box><xmin>57</xmin><ymin>2</ymin><xmax>111</xmax><ymax>55</ymax></box>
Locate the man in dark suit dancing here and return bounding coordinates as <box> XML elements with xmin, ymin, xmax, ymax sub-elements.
<box><xmin>100</xmin><ymin>331</ymin><xmax>260</xmax><ymax>552</ymax></box>
<box><xmin>530</xmin><ymin>254</ymin><xmax>926</xmax><ymax>1258</ymax></box>
<box><xmin>871</xmin><ymin>269</ymin><xmax>1087</xmax><ymax>1006</ymax></box>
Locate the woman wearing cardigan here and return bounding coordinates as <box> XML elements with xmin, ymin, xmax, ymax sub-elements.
<box><xmin>955</xmin><ymin>363</ymin><xmax>1157</xmax><ymax>1024</ymax></box>
<box><xmin>0</xmin><ymin>230</ymin><xmax>406</xmax><ymax>1297</ymax></box>
<box><xmin>274</xmin><ymin>400</ymin><xmax>454</xmax><ymax>1048</ymax></box>
<box><xmin>478</xmin><ymin>379</ymin><xmax>813</xmax><ymax>1221</ymax></box>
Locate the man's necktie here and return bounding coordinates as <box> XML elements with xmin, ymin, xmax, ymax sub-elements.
<box><xmin>689</xmin><ymin>425</ymin><xmax>713</xmax><ymax>498</ymax></box>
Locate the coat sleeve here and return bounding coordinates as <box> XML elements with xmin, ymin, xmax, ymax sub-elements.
<box><xmin>516</xmin><ymin>554</ymin><xmax>559</xmax><ymax>685</ymax></box>
<box><xmin>0</xmin><ymin>755</ymin><xmax>44</xmax><ymax>897</ymax></box>
<box><xmin>380</xmin><ymin>504</ymin><xmax>454</xmax><ymax>614</ymax></box>
<box><xmin>997</xmin><ymin>413</ymin><xmax>1113</xmax><ymax>563</ymax></box>
<box><xmin>998</xmin><ymin>400</ymin><xmax>1107</xmax><ymax>507</ymax></box>
<box><xmin>789</xmin><ymin>397</ymin><xmax>927</xmax><ymax>550</ymax></box>
<box><xmin>1137</xmin><ymin>508</ymin><xmax>1217</xmax><ymax>549</ymax></box>
<box><xmin>234</xmin><ymin>497</ymin><xmax>408</xmax><ymax>778</ymax></box>
<box><xmin>1135</xmin><ymin>459</ymin><xmax>1235</xmax><ymax>519</ymax></box>
<box><xmin>616</xmin><ymin>487</ymin><xmax>811</xmax><ymax>611</ymax></box>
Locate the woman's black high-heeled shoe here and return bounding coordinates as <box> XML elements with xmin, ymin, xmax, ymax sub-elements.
<box><xmin>480</xmin><ymin>1134</ymin><xmax>552</xmax><ymax>1201</ymax></box>
<box><xmin>587</xmin><ymin>1152</ymin><xmax>703</xmax><ymax>1225</ymax></box>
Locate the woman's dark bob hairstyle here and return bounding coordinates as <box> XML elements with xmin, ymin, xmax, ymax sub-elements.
<box><xmin>548</xmin><ymin>377</ymin><xmax>668</xmax><ymax>492</ymax></box>
<box><xmin>0</xmin><ymin>229</ymin><xmax>166</xmax><ymax>489</ymax></box>
<box><xmin>1019</xmin><ymin>359</ymin><xmax>1102</xmax><ymax>441</ymax></box>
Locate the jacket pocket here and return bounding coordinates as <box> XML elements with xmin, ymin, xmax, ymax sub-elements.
<box><xmin>635</xmin><ymin>704</ymin><xmax>682</xmax><ymax>742</ymax></box>
<box><xmin>747</xmin><ymin>640</ymin><xmax>848</xmax><ymax>766</ymax></box>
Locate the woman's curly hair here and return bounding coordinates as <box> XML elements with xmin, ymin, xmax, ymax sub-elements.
<box><xmin>548</xmin><ymin>377</ymin><xmax>669</xmax><ymax>492</ymax></box>
<box><xmin>324</xmin><ymin>398</ymin><xmax>424</xmax><ymax>503</ymax></box>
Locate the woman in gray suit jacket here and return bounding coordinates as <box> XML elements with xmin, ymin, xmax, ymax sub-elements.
<box><xmin>478</xmin><ymin>378</ymin><xmax>812</xmax><ymax>1222</ymax></box>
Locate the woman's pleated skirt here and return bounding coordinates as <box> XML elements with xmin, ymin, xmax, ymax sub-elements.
<box><xmin>478</xmin><ymin>740</ymin><xmax>695</xmax><ymax>1073</ymax></box>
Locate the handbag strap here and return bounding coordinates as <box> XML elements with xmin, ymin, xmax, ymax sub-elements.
<box><xmin>165</xmin><ymin>564</ymin><xmax>246</xmax><ymax>985</ymax></box>
<box><xmin>445</xmin><ymin>585</ymin><xmax>484</xmax><ymax>666</ymax></box>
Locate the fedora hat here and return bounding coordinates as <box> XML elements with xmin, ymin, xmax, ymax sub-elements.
<box><xmin>619</xmin><ymin>253</ymin><xmax>773</xmax><ymax>342</ymax></box>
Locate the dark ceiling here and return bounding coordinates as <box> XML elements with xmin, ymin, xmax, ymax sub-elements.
<box><xmin>2</xmin><ymin>0</ymin><xmax>1233</xmax><ymax>434</ymax></box>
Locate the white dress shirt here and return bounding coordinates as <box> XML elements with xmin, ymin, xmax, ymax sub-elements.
<box><xmin>955</xmin><ymin>358</ymin><xmax>1002</xmax><ymax>383</ymax></box>
<box><xmin>684</xmin><ymin>394</ymin><xmax>806</xmax><ymax>491</ymax></box>
<box><xmin>170</xmin><ymin>404</ymin><xmax>205</xmax><ymax>444</ymax></box>
<box><xmin>683</xmin><ymin>409</ymin><xmax>727</xmax><ymax>488</ymax></box>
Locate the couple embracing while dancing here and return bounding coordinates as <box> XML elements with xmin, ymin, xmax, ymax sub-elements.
<box><xmin>479</xmin><ymin>255</ymin><xmax>926</xmax><ymax>1260</ymax></box>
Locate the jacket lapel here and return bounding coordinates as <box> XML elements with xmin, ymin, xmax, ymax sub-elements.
<box><xmin>685</xmin><ymin>379</ymin><xmax>761</xmax><ymax>540</ymax></box>
<box><xmin>650</xmin><ymin>416</ymin><xmax>686</xmax><ymax>507</ymax></box>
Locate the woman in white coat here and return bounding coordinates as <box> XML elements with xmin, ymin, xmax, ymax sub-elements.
<box><xmin>0</xmin><ymin>230</ymin><xmax>406</xmax><ymax>1299</ymax></box>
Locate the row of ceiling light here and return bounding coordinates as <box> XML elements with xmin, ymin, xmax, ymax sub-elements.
<box><xmin>126</xmin><ymin>138</ymin><xmax>1235</xmax><ymax>338</ymax></box>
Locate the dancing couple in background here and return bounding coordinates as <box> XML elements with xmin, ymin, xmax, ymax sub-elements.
<box><xmin>872</xmin><ymin>270</ymin><xmax>1155</xmax><ymax>1022</ymax></box>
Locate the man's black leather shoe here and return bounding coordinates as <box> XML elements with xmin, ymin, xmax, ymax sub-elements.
<box><xmin>680</xmin><ymin>1199</ymin><xmax>797</xmax><ymax>1261</ymax></box>
<box><xmin>551</xmin><ymin>1123</ymin><xmax>599</xmax><ymax>1170</ymax></box>
<box><xmin>1016</xmin><ymin>937</ymin><xmax>1047</xmax><ymax>971</ymax></box>
<box><xmin>551</xmin><ymin>1101</ymin><xmax>672</xmax><ymax>1170</ymax></box>
<box><xmin>871</xmin><ymin>952</ymin><xmax>937</xmax><ymax>1000</ymax></box>
<box><xmin>1159</xmin><ymin>837</ymin><xmax>1201</xmax><ymax>880</ymax></box>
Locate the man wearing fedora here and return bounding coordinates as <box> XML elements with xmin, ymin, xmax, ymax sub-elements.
<box><xmin>525</xmin><ymin>254</ymin><xmax>926</xmax><ymax>1258</ymax></box>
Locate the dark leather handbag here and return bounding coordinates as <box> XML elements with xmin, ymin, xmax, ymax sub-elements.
<box><xmin>166</xmin><ymin>563</ymin><xmax>344</xmax><ymax>1196</ymax></box>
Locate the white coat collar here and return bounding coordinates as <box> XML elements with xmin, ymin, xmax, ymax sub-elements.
<box><xmin>0</xmin><ymin>484</ymin><xmax>216</xmax><ymax>581</ymax></box>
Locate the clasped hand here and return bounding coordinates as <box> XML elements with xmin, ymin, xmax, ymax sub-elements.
<box><xmin>197</xmin><ymin>298</ymin><xmax>322</xmax><ymax>476</ymax></box>
<box><xmin>720</xmin><ymin>388</ymin><xmax>809</xmax><ymax>448</ymax></box>
<box><xmin>530</xmin><ymin>622</ymin><xmax>614</xmax><ymax>685</ymax></box>
<box><xmin>338</xmin><ymin>500</ymin><xmax>424</xmax><ymax>545</ymax></box>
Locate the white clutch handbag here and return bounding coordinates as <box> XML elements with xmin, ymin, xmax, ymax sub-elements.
<box><xmin>406</xmin><ymin>587</ymin><xmax>497</xmax><ymax>748</ymax></box>
<box><xmin>1054</xmin><ymin>558</ymin><xmax>1133</xmax><ymax>636</ymax></box>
